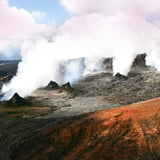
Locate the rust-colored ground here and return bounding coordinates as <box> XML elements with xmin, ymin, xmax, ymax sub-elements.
<box><xmin>11</xmin><ymin>98</ymin><xmax>160</xmax><ymax>160</ymax></box>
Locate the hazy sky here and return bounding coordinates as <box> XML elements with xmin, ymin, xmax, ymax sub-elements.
<box><xmin>1</xmin><ymin>0</ymin><xmax>160</xmax><ymax>60</ymax></box>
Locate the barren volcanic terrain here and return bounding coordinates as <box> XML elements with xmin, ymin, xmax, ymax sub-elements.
<box><xmin>0</xmin><ymin>59</ymin><xmax>160</xmax><ymax>160</ymax></box>
<box><xmin>10</xmin><ymin>98</ymin><xmax>160</xmax><ymax>160</ymax></box>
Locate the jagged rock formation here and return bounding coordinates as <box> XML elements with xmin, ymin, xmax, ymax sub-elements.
<box><xmin>132</xmin><ymin>53</ymin><xmax>146</xmax><ymax>68</ymax></box>
<box><xmin>103</xmin><ymin>53</ymin><xmax>146</xmax><ymax>70</ymax></box>
<box><xmin>103</xmin><ymin>57</ymin><xmax>113</xmax><ymax>69</ymax></box>
<box><xmin>44</xmin><ymin>81</ymin><xmax>59</xmax><ymax>90</ymax></box>
<box><xmin>5</xmin><ymin>93</ymin><xmax>31</xmax><ymax>106</ymax></box>
<box><xmin>60</xmin><ymin>82</ymin><xmax>73</xmax><ymax>92</ymax></box>
<box><xmin>9</xmin><ymin>98</ymin><xmax>160</xmax><ymax>160</ymax></box>
<box><xmin>60</xmin><ymin>82</ymin><xmax>83</xmax><ymax>98</ymax></box>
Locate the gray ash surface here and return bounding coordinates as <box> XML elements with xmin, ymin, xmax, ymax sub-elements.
<box><xmin>75</xmin><ymin>68</ymin><xmax>160</xmax><ymax>105</ymax></box>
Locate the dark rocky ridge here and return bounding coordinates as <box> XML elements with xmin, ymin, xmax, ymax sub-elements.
<box><xmin>0</xmin><ymin>60</ymin><xmax>20</xmax><ymax>90</ymax></box>
<box><xmin>0</xmin><ymin>60</ymin><xmax>20</xmax><ymax>77</ymax></box>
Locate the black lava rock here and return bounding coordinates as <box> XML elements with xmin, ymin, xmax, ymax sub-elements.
<box><xmin>5</xmin><ymin>93</ymin><xmax>31</xmax><ymax>106</ymax></box>
<box><xmin>44</xmin><ymin>81</ymin><xmax>59</xmax><ymax>90</ymax></box>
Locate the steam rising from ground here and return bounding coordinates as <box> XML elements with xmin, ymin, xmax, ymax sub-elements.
<box><xmin>2</xmin><ymin>0</ymin><xmax>160</xmax><ymax>99</ymax></box>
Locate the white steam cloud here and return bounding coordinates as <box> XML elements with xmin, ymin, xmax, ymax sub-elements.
<box><xmin>0</xmin><ymin>0</ymin><xmax>48</xmax><ymax>58</ymax></box>
<box><xmin>2</xmin><ymin>0</ymin><xmax>160</xmax><ymax>99</ymax></box>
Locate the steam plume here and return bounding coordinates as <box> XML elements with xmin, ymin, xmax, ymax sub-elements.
<box><xmin>2</xmin><ymin>0</ymin><xmax>160</xmax><ymax>99</ymax></box>
<box><xmin>0</xmin><ymin>0</ymin><xmax>48</xmax><ymax>59</ymax></box>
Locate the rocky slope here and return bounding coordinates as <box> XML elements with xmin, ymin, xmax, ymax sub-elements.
<box><xmin>76</xmin><ymin>69</ymin><xmax>160</xmax><ymax>105</ymax></box>
<box><xmin>10</xmin><ymin>97</ymin><xmax>160</xmax><ymax>160</ymax></box>
<box><xmin>0</xmin><ymin>57</ymin><xmax>160</xmax><ymax>160</ymax></box>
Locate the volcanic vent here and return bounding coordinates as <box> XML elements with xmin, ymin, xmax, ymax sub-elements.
<box><xmin>44</xmin><ymin>81</ymin><xmax>59</xmax><ymax>90</ymax></box>
<box><xmin>5</xmin><ymin>93</ymin><xmax>31</xmax><ymax>106</ymax></box>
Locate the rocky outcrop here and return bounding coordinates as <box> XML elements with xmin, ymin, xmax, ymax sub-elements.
<box><xmin>103</xmin><ymin>53</ymin><xmax>146</xmax><ymax>70</ymax></box>
<box><xmin>5</xmin><ymin>93</ymin><xmax>31</xmax><ymax>106</ymax></box>
<box><xmin>114</xmin><ymin>72</ymin><xmax>128</xmax><ymax>81</ymax></box>
<box><xmin>10</xmin><ymin>98</ymin><xmax>160</xmax><ymax>160</ymax></box>
<box><xmin>44</xmin><ymin>81</ymin><xmax>59</xmax><ymax>90</ymax></box>
<box><xmin>132</xmin><ymin>53</ymin><xmax>146</xmax><ymax>68</ymax></box>
<box><xmin>60</xmin><ymin>82</ymin><xmax>73</xmax><ymax>92</ymax></box>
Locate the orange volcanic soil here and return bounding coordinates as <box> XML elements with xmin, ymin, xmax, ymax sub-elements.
<box><xmin>11</xmin><ymin>98</ymin><xmax>160</xmax><ymax>160</ymax></box>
